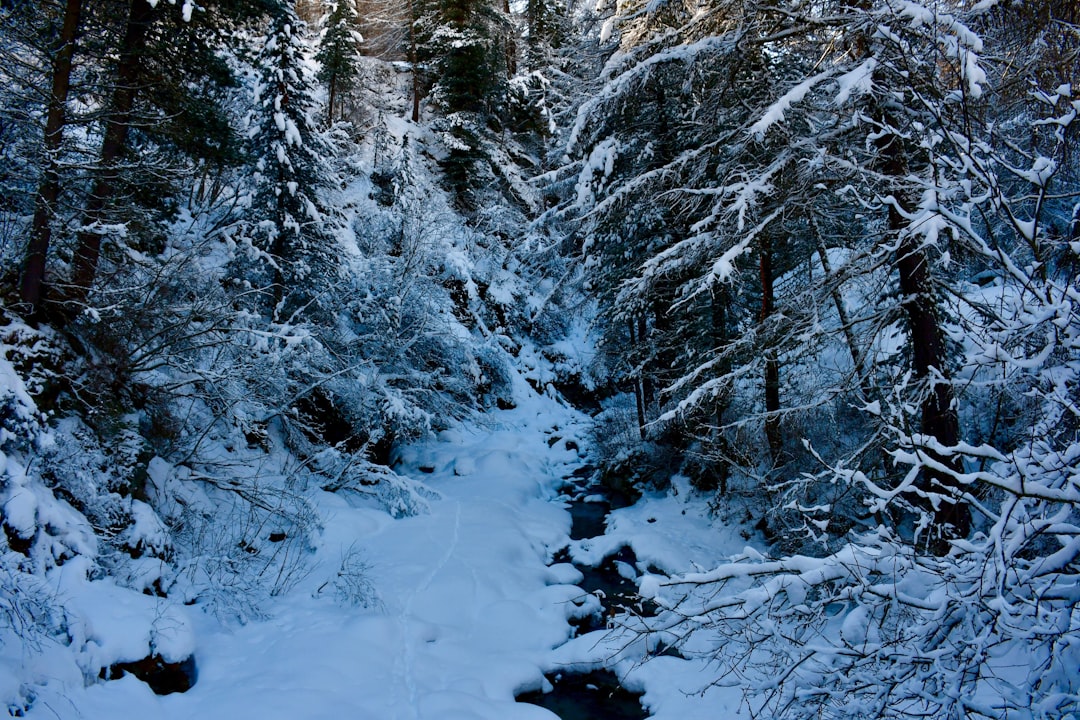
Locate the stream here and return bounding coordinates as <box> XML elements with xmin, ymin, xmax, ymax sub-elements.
<box><xmin>514</xmin><ymin>467</ymin><xmax>652</xmax><ymax>720</ymax></box>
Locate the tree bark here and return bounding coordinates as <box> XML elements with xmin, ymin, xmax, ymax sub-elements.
<box><xmin>629</xmin><ymin>317</ymin><xmax>646</xmax><ymax>440</ymax></box>
<box><xmin>68</xmin><ymin>0</ymin><xmax>156</xmax><ymax>306</ymax></box>
<box><xmin>327</xmin><ymin>77</ymin><xmax>337</xmax><ymax>126</ymax></box>
<box><xmin>19</xmin><ymin>0</ymin><xmax>84</xmax><ymax>315</ymax></box>
<box><xmin>878</xmin><ymin>130</ymin><xmax>971</xmax><ymax>544</ymax></box>
<box><xmin>408</xmin><ymin>0</ymin><xmax>420</xmax><ymax>123</ymax></box>
<box><xmin>501</xmin><ymin>0</ymin><xmax>516</xmax><ymax>77</ymax></box>
<box><xmin>636</xmin><ymin>313</ymin><xmax>654</xmax><ymax>415</ymax></box>
<box><xmin>760</xmin><ymin>232</ymin><xmax>782</xmax><ymax>463</ymax></box>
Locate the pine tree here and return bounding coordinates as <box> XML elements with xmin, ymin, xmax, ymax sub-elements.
<box><xmin>419</xmin><ymin>0</ymin><xmax>513</xmax><ymax>206</ymax></box>
<box><xmin>247</xmin><ymin>3</ymin><xmax>338</xmax><ymax>312</ymax></box>
<box><xmin>57</xmin><ymin>0</ymin><xmax>251</xmax><ymax>310</ymax></box>
<box><xmin>554</xmin><ymin>0</ymin><xmax>1008</xmax><ymax>544</ymax></box>
<box><xmin>316</xmin><ymin>0</ymin><xmax>363</xmax><ymax>125</ymax></box>
<box><xmin>17</xmin><ymin>0</ymin><xmax>83</xmax><ymax>315</ymax></box>
<box><xmin>68</xmin><ymin>0</ymin><xmax>158</xmax><ymax>305</ymax></box>
<box><xmin>564</xmin><ymin>0</ymin><xmax>1080</xmax><ymax>712</ymax></box>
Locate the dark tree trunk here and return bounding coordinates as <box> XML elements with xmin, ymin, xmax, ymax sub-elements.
<box><xmin>760</xmin><ymin>233</ymin><xmax>782</xmax><ymax>463</ymax></box>
<box><xmin>68</xmin><ymin>0</ymin><xmax>156</xmax><ymax>306</ymax></box>
<box><xmin>502</xmin><ymin>0</ymin><xmax>516</xmax><ymax>77</ymax></box>
<box><xmin>878</xmin><ymin>130</ymin><xmax>971</xmax><ymax>545</ymax></box>
<box><xmin>636</xmin><ymin>313</ymin><xmax>654</xmax><ymax>414</ymax></box>
<box><xmin>628</xmin><ymin>317</ymin><xmax>646</xmax><ymax>440</ymax></box>
<box><xmin>19</xmin><ymin>0</ymin><xmax>84</xmax><ymax>314</ymax></box>
<box><xmin>409</xmin><ymin>0</ymin><xmax>420</xmax><ymax>123</ymax></box>
<box><xmin>327</xmin><ymin>77</ymin><xmax>337</xmax><ymax>126</ymax></box>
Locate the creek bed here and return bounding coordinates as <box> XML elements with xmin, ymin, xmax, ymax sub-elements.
<box><xmin>513</xmin><ymin>472</ymin><xmax>655</xmax><ymax>718</ymax></box>
<box><xmin>516</xmin><ymin>669</ymin><xmax>648</xmax><ymax>720</ymax></box>
<box><xmin>553</xmin><ymin>545</ymin><xmax>657</xmax><ymax>633</ymax></box>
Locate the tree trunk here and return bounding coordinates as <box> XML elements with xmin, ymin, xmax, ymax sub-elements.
<box><xmin>19</xmin><ymin>0</ymin><xmax>83</xmax><ymax>315</ymax></box>
<box><xmin>815</xmin><ymin>237</ymin><xmax>869</xmax><ymax>392</ymax></box>
<box><xmin>408</xmin><ymin>0</ymin><xmax>420</xmax><ymax>123</ymax></box>
<box><xmin>637</xmin><ymin>313</ymin><xmax>654</xmax><ymax>415</ymax></box>
<box><xmin>327</xmin><ymin>76</ymin><xmax>337</xmax><ymax>126</ymax></box>
<box><xmin>878</xmin><ymin>130</ymin><xmax>971</xmax><ymax>545</ymax></box>
<box><xmin>502</xmin><ymin>0</ymin><xmax>517</xmax><ymax>78</ymax></box>
<box><xmin>629</xmin><ymin>317</ymin><xmax>646</xmax><ymax>440</ymax></box>
<box><xmin>68</xmin><ymin>0</ymin><xmax>156</xmax><ymax>306</ymax></box>
<box><xmin>760</xmin><ymin>232</ymin><xmax>782</xmax><ymax>463</ymax></box>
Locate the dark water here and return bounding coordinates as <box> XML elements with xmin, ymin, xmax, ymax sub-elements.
<box><xmin>563</xmin><ymin>468</ymin><xmax>634</xmax><ymax>541</ymax></box>
<box><xmin>553</xmin><ymin>545</ymin><xmax>657</xmax><ymax>633</ymax></box>
<box><xmin>515</xmin><ymin>472</ymin><xmax>656</xmax><ymax>718</ymax></box>
<box><xmin>568</xmin><ymin>497</ymin><xmax>610</xmax><ymax>541</ymax></box>
<box><xmin>102</xmin><ymin>654</ymin><xmax>197</xmax><ymax>694</ymax></box>
<box><xmin>562</xmin><ymin>476</ymin><xmax>660</xmax><ymax>628</ymax></box>
<box><xmin>516</xmin><ymin>669</ymin><xmax>648</xmax><ymax>720</ymax></box>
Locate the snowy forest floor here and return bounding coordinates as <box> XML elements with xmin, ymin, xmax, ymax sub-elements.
<box><xmin>20</xmin><ymin>378</ymin><xmax>754</xmax><ymax>720</ymax></box>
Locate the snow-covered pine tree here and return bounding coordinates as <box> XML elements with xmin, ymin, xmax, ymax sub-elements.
<box><xmin>316</xmin><ymin>0</ymin><xmax>364</xmax><ymax>125</ymax></box>
<box><xmin>15</xmin><ymin>0</ymin><xmax>249</xmax><ymax>314</ymax></box>
<box><xmin>15</xmin><ymin>0</ymin><xmax>83</xmax><ymax>315</ymax></box>
<box><xmin>548</xmin><ymin>0</ymin><xmax>780</xmax><ymax>491</ymax></box>
<box><xmin>609</xmin><ymin>0</ymin><xmax>1079</xmax><ymax>715</ymax></box>
<box><xmin>247</xmin><ymin>2</ymin><xmax>339</xmax><ymax>313</ymax></box>
<box><xmin>418</xmin><ymin>0</ymin><xmax>513</xmax><ymax>207</ymax></box>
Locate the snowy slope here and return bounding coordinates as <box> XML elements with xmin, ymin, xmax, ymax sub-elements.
<box><xmin>15</xmin><ymin>371</ymin><xmax>756</xmax><ymax>720</ymax></box>
<box><xmin>19</xmin><ymin>383</ymin><xmax>574</xmax><ymax>719</ymax></box>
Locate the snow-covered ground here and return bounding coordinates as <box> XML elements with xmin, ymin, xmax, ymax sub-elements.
<box><xmin>16</xmin><ymin>381</ymin><xmax>750</xmax><ymax>720</ymax></box>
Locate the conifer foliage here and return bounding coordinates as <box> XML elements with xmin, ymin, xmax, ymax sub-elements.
<box><xmin>316</xmin><ymin>0</ymin><xmax>364</xmax><ymax>125</ymax></box>
<box><xmin>419</xmin><ymin>0</ymin><xmax>514</xmax><ymax>205</ymax></box>
<box><xmin>550</xmin><ymin>0</ymin><xmax>1080</xmax><ymax>714</ymax></box>
<box><xmin>0</xmin><ymin>0</ymin><xmax>1076</xmax><ymax>715</ymax></box>
<box><xmin>248</xmin><ymin>2</ymin><xmax>337</xmax><ymax>301</ymax></box>
<box><xmin>0</xmin><ymin>1</ymin><xmax>533</xmax><ymax>704</ymax></box>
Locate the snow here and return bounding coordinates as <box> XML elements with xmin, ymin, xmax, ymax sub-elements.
<box><xmin>0</xmin><ymin>351</ymin><xmax>41</xmax><ymax>447</ymax></box>
<box><xmin>5</xmin><ymin>1</ymin><xmax>1075</xmax><ymax>717</ymax></box>
<box><xmin>60</xmin><ymin>560</ymin><xmax>197</xmax><ymax>668</ymax></box>
<box><xmin>749</xmin><ymin>69</ymin><xmax>834</xmax><ymax>140</ymax></box>
<box><xmin>566</xmin><ymin>36</ymin><xmax>733</xmax><ymax>155</ymax></box>
<box><xmin>568</xmin><ymin>487</ymin><xmax>748</xmax><ymax>574</ymax></box>
<box><xmin>131</xmin><ymin>499</ymin><xmax>175</xmax><ymax>547</ymax></box>
<box><xmin>834</xmin><ymin>58</ymin><xmax>877</xmax><ymax>106</ymax></box>
<box><xmin>18</xmin><ymin>392</ymin><xmax>548</xmax><ymax>717</ymax></box>
<box><xmin>11</xmin><ymin>370</ymin><xmax>757</xmax><ymax>720</ymax></box>
<box><xmin>0</xmin><ymin>457</ymin><xmax>36</xmax><ymax>538</ymax></box>
<box><xmin>573</xmin><ymin>136</ymin><xmax>619</xmax><ymax>208</ymax></box>
<box><xmin>638</xmin><ymin>574</ymin><xmax>661</xmax><ymax>599</ymax></box>
<box><xmin>599</xmin><ymin>17</ymin><xmax>616</xmax><ymax>43</ymax></box>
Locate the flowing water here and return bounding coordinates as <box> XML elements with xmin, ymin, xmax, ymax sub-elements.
<box><xmin>515</xmin><ymin>470</ymin><xmax>652</xmax><ymax>719</ymax></box>
<box><xmin>516</xmin><ymin>669</ymin><xmax>648</xmax><ymax>720</ymax></box>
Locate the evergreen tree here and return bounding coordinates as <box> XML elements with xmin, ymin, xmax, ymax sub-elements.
<box><xmin>316</xmin><ymin>0</ymin><xmax>363</xmax><ymax>125</ymax></box>
<box><xmin>523</xmin><ymin>0</ymin><xmax>565</xmax><ymax>65</ymax></box>
<box><xmin>36</xmin><ymin>0</ymin><xmax>253</xmax><ymax>310</ymax></box>
<box><xmin>557</xmin><ymin>0</ymin><xmax>1080</xmax><ymax>711</ymax></box>
<box><xmin>553</xmin><ymin>0</ymin><xmax>1076</xmax><ymax>552</ymax></box>
<box><xmin>17</xmin><ymin>0</ymin><xmax>83</xmax><ymax>315</ymax></box>
<box><xmin>550</xmin><ymin>0</ymin><xmax>768</xmax><ymax>489</ymax></box>
<box><xmin>419</xmin><ymin>0</ymin><xmax>513</xmax><ymax>206</ymax></box>
<box><xmin>68</xmin><ymin>0</ymin><xmax>160</xmax><ymax>305</ymax></box>
<box><xmin>247</xmin><ymin>3</ymin><xmax>338</xmax><ymax>312</ymax></box>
